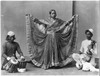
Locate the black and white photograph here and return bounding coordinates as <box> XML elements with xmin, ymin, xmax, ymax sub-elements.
<box><xmin>1</xmin><ymin>0</ymin><xmax>100</xmax><ymax>75</ymax></box>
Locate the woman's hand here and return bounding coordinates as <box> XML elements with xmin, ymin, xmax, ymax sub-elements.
<box><xmin>73</xmin><ymin>14</ymin><xmax>78</xmax><ymax>18</ymax></box>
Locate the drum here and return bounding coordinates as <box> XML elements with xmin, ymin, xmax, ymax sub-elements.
<box><xmin>3</xmin><ymin>59</ymin><xmax>18</xmax><ymax>73</ymax></box>
<box><xmin>17</xmin><ymin>61</ymin><xmax>27</xmax><ymax>73</ymax></box>
<box><xmin>18</xmin><ymin>61</ymin><xmax>27</xmax><ymax>69</ymax></box>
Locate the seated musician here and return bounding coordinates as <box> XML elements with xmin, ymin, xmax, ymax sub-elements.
<box><xmin>72</xmin><ymin>29</ymin><xmax>98</xmax><ymax>72</ymax></box>
<box><xmin>1</xmin><ymin>31</ymin><xmax>25</xmax><ymax>72</ymax></box>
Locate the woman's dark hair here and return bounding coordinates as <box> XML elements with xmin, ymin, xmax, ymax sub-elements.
<box><xmin>6</xmin><ymin>35</ymin><xmax>16</xmax><ymax>41</ymax></box>
<box><xmin>49</xmin><ymin>9</ymin><xmax>56</xmax><ymax>15</ymax></box>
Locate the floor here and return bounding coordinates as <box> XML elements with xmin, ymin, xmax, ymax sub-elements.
<box><xmin>1</xmin><ymin>56</ymin><xmax>99</xmax><ymax>75</ymax></box>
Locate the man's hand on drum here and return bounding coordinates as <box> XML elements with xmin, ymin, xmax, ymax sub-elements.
<box><xmin>7</xmin><ymin>57</ymin><xmax>11</xmax><ymax>61</ymax></box>
<box><xmin>20</xmin><ymin>56</ymin><xmax>25</xmax><ymax>59</ymax></box>
<box><xmin>20</xmin><ymin>56</ymin><xmax>25</xmax><ymax>61</ymax></box>
<box><xmin>7</xmin><ymin>56</ymin><xmax>16</xmax><ymax>61</ymax></box>
<box><xmin>7</xmin><ymin>56</ymin><xmax>23</xmax><ymax>61</ymax></box>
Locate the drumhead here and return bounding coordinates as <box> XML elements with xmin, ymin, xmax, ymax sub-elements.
<box><xmin>10</xmin><ymin>59</ymin><xmax>18</xmax><ymax>64</ymax></box>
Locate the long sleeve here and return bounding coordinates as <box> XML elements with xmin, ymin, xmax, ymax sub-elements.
<box><xmin>2</xmin><ymin>43</ymin><xmax>8</xmax><ymax>59</ymax></box>
<box><xmin>92</xmin><ymin>43</ymin><xmax>97</xmax><ymax>55</ymax></box>
<box><xmin>79</xmin><ymin>42</ymin><xmax>84</xmax><ymax>54</ymax></box>
<box><xmin>16</xmin><ymin>43</ymin><xmax>23</xmax><ymax>56</ymax></box>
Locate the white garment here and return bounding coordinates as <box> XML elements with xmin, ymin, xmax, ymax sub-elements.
<box><xmin>80</xmin><ymin>39</ymin><xmax>97</xmax><ymax>55</ymax></box>
<box><xmin>72</xmin><ymin>39</ymin><xmax>98</xmax><ymax>72</ymax></box>
<box><xmin>80</xmin><ymin>39</ymin><xmax>91</xmax><ymax>54</ymax></box>
<box><xmin>79</xmin><ymin>39</ymin><xmax>97</xmax><ymax>66</ymax></box>
<box><xmin>82</xmin><ymin>62</ymin><xmax>99</xmax><ymax>72</ymax></box>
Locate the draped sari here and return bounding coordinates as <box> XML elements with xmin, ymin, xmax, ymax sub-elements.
<box><xmin>26</xmin><ymin>14</ymin><xmax>78</xmax><ymax>69</ymax></box>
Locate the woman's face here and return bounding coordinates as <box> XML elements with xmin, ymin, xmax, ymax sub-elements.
<box><xmin>50</xmin><ymin>11</ymin><xmax>56</xmax><ymax>19</ymax></box>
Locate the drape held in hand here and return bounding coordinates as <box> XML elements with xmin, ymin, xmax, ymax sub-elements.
<box><xmin>26</xmin><ymin>14</ymin><xmax>78</xmax><ymax>69</ymax></box>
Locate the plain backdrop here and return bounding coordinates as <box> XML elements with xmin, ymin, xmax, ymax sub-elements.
<box><xmin>1</xmin><ymin>1</ymin><xmax>99</xmax><ymax>57</ymax></box>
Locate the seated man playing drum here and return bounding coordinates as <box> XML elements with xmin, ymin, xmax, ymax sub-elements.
<box><xmin>1</xmin><ymin>31</ymin><xmax>26</xmax><ymax>73</ymax></box>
